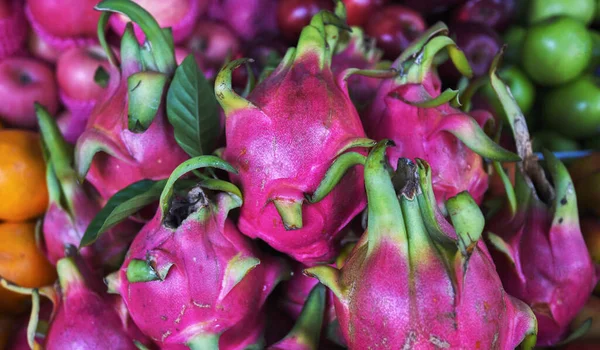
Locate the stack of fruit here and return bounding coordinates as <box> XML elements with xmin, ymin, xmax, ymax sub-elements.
<box><xmin>0</xmin><ymin>0</ymin><xmax>599</xmax><ymax>349</ymax></box>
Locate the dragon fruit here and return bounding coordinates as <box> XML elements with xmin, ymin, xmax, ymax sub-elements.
<box><xmin>75</xmin><ymin>0</ymin><xmax>189</xmax><ymax>200</ymax></box>
<box><xmin>36</xmin><ymin>104</ymin><xmax>140</xmax><ymax>273</ymax></box>
<box><xmin>332</xmin><ymin>26</ymin><xmax>386</xmax><ymax>109</ymax></box>
<box><xmin>1</xmin><ymin>256</ymin><xmax>151</xmax><ymax>350</ymax></box>
<box><xmin>269</xmin><ymin>284</ymin><xmax>327</xmax><ymax>350</ymax></box>
<box><xmin>0</xmin><ymin>0</ymin><xmax>27</xmax><ymax>59</ymax></box>
<box><xmin>109</xmin><ymin>0</ymin><xmax>207</xmax><ymax>44</ymax></box>
<box><xmin>215</xmin><ymin>7</ymin><xmax>393</xmax><ymax>264</ymax></box>
<box><xmin>25</xmin><ymin>0</ymin><xmax>102</xmax><ymax>50</ymax></box>
<box><xmin>105</xmin><ymin>156</ymin><xmax>289</xmax><ymax>349</ymax></box>
<box><xmin>483</xmin><ymin>61</ymin><xmax>597</xmax><ymax>346</ymax></box>
<box><xmin>362</xmin><ymin>23</ymin><xmax>519</xmax><ymax>214</ymax></box>
<box><xmin>305</xmin><ymin>141</ymin><xmax>538</xmax><ymax>349</ymax></box>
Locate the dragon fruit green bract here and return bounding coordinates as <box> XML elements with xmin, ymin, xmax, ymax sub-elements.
<box><xmin>362</xmin><ymin>24</ymin><xmax>519</xmax><ymax>213</ymax></box>
<box><xmin>215</xmin><ymin>8</ymin><xmax>386</xmax><ymax>264</ymax></box>
<box><xmin>305</xmin><ymin>141</ymin><xmax>538</xmax><ymax>349</ymax></box>
<box><xmin>484</xmin><ymin>65</ymin><xmax>597</xmax><ymax>346</ymax></box>
<box><xmin>36</xmin><ymin>104</ymin><xmax>139</xmax><ymax>273</ymax></box>
<box><xmin>105</xmin><ymin>156</ymin><xmax>288</xmax><ymax>349</ymax></box>
<box><xmin>75</xmin><ymin>0</ymin><xmax>189</xmax><ymax>200</ymax></box>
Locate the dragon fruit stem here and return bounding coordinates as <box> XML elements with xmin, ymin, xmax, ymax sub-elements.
<box><xmin>303</xmin><ymin>265</ymin><xmax>343</xmax><ymax>300</ymax></box>
<box><xmin>27</xmin><ymin>289</ymin><xmax>41</xmax><ymax>349</ymax></box>
<box><xmin>35</xmin><ymin>103</ymin><xmax>79</xmax><ymax>213</ymax></box>
<box><xmin>393</xmin><ymin>22</ymin><xmax>449</xmax><ymax>71</ymax></box>
<box><xmin>158</xmin><ymin>156</ymin><xmax>239</xmax><ymax>219</ymax></box>
<box><xmin>364</xmin><ymin>140</ymin><xmax>408</xmax><ymax>255</ymax></box>
<box><xmin>97</xmin><ymin>13</ymin><xmax>118</xmax><ymax>67</ymax></box>
<box><xmin>295</xmin><ymin>10</ymin><xmax>350</xmax><ymax>70</ymax></box>
<box><xmin>215</xmin><ymin>58</ymin><xmax>259</xmax><ymax>116</ymax></box>
<box><xmin>408</xmin><ymin>36</ymin><xmax>472</xmax><ymax>84</ymax></box>
<box><xmin>95</xmin><ymin>0</ymin><xmax>176</xmax><ymax>74</ymax></box>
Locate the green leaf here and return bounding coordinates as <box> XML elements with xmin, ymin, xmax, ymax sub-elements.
<box><xmin>80</xmin><ymin>179</ymin><xmax>167</xmax><ymax>248</ymax></box>
<box><xmin>167</xmin><ymin>55</ymin><xmax>220</xmax><ymax>158</ymax></box>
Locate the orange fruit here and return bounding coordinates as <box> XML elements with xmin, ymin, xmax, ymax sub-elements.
<box><xmin>0</xmin><ymin>130</ymin><xmax>48</xmax><ymax>221</ymax></box>
<box><xmin>0</xmin><ymin>222</ymin><xmax>57</xmax><ymax>315</ymax></box>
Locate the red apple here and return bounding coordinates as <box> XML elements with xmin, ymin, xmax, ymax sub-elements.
<box><xmin>56</xmin><ymin>45</ymin><xmax>112</xmax><ymax>103</ymax></box>
<box><xmin>403</xmin><ymin>0</ymin><xmax>466</xmax><ymax>14</ymax></box>
<box><xmin>0</xmin><ymin>57</ymin><xmax>58</xmax><ymax>128</ymax></box>
<box><xmin>174</xmin><ymin>47</ymin><xmax>213</xmax><ymax>78</ymax></box>
<box><xmin>364</xmin><ymin>5</ymin><xmax>427</xmax><ymax>60</ymax></box>
<box><xmin>185</xmin><ymin>20</ymin><xmax>240</xmax><ymax>67</ymax></box>
<box><xmin>26</xmin><ymin>0</ymin><xmax>101</xmax><ymax>39</ymax></box>
<box><xmin>110</xmin><ymin>0</ymin><xmax>206</xmax><ymax>44</ymax></box>
<box><xmin>277</xmin><ymin>0</ymin><xmax>333</xmax><ymax>42</ymax></box>
<box><xmin>27</xmin><ymin>30</ymin><xmax>61</xmax><ymax>63</ymax></box>
<box><xmin>343</xmin><ymin>0</ymin><xmax>388</xmax><ymax>27</ymax></box>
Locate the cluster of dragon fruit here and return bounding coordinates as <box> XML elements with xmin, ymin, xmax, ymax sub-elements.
<box><xmin>1</xmin><ymin>0</ymin><xmax>598</xmax><ymax>349</ymax></box>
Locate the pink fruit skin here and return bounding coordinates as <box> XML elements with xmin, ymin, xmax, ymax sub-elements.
<box><xmin>42</xmin><ymin>185</ymin><xmax>140</xmax><ymax>273</ymax></box>
<box><xmin>0</xmin><ymin>57</ymin><xmax>59</xmax><ymax>128</ymax></box>
<box><xmin>363</xmin><ymin>72</ymin><xmax>489</xmax><ymax>209</ymax></box>
<box><xmin>222</xmin><ymin>51</ymin><xmax>368</xmax><ymax>265</ymax></box>
<box><xmin>221</xmin><ymin>0</ymin><xmax>278</xmax><ymax>40</ymax></box>
<box><xmin>486</xmin><ymin>194</ymin><xmax>597</xmax><ymax>345</ymax></box>
<box><xmin>0</xmin><ymin>0</ymin><xmax>28</xmax><ymax>59</ymax></box>
<box><xmin>110</xmin><ymin>194</ymin><xmax>286</xmax><ymax>348</ymax></box>
<box><xmin>185</xmin><ymin>20</ymin><xmax>241</xmax><ymax>67</ymax></box>
<box><xmin>25</xmin><ymin>0</ymin><xmax>101</xmax><ymax>50</ymax></box>
<box><xmin>75</xmin><ymin>62</ymin><xmax>189</xmax><ymax>200</ymax></box>
<box><xmin>45</xmin><ymin>273</ymin><xmax>152</xmax><ymax>349</ymax></box>
<box><xmin>28</xmin><ymin>30</ymin><xmax>62</xmax><ymax>63</ymax></box>
<box><xmin>331</xmin><ymin>29</ymin><xmax>383</xmax><ymax>108</ymax></box>
<box><xmin>330</xmin><ymin>237</ymin><xmax>535</xmax><ymax>349</ymax></box>
<box><xmin>109</xmin><ymin>0</ymin><xmax>207</xmax><ymax>44</ymax></box>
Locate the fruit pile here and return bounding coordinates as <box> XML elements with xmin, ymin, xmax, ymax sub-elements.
<box><xmin>0</xmin><ymin>0</ymin><xmax>599</xmax><ymax>349</ymax></box>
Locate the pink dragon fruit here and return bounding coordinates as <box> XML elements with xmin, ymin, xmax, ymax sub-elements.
<box><xmin>105</xmin><ymin>156</ymin><xmax>289</xmax><ymax>349</ymax></box>
<box><xmin>75</xmin><ymin>0</ymin><xmax>189</xmax><ymax>200</ymax></box>
<box><xmin>305</xmin><ymin>141</ymin><xmax>538</xmax><ymax>349</ymax></box>
<box><xmin>36</xmin><ymin>104</ymin><xmax>140</xmax><ymax>273</ymax></box>
<box><xmin>0</xmin><ymin>0</ymin><xmax>28</xmax><ymax>59</ymax></box>
<box><xmin>483</xmin><ymin>62</ymin><xmax>598</xmax><ymax>346</ymax></box>
<box><xmin>215</xmin><ymin>8</ymin><xmax>393</xmax><ymax>264</ymax></box>
<box><xmin>332</xmin><ymin>26</ymin><xmax>386</xmax><ymax>109</ymax></box>
<box><xmin>269</xmin><ymin>284</ymin><xmax>327</xmax><ymax>350</ymax></box>
<box><xmin>362</xmin><ymin>23</ymin><xmax>519</xmax><ymax>214</ymax></box>
<box><xmin>109</xmin><ymin>0</ymin><xmax>207</xmax><ymax>44</ymax></box>
<box><xmin>1</xmin><ymin>256</ymin><xmax>152</xmax><ymax>350</ymax></box>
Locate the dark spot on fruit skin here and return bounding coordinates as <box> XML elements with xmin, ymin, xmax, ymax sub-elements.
<box><xmin>559</xmin><ymin>218</ymin><xmax>563</xmax><ymax>224</ymax></box>
<box><xmin>560</xmin><ymin>196</ymin><xmax>567</xmax><ymax>205</ymax></box>
<box><xmin>161</xmin><ymin>315</ymin><xmax>167</xmax><ymax>321</ymax></box>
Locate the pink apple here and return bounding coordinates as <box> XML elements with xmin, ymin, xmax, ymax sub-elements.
<box><xmin>26</xmin><ymin>0</ymin><xmax>101</xmax><ymax>38</ymax></box>
<box><xmin>0</xmin><ymin>57</ymin><xmax>58</xmax><ymax>128</ymax></box>
<box><xmin>185</xmin><ymin>20</ymin><xmax>240</xmax><ymax>66</ymax></box>
<box><xmin>56</xmin><ymin>45</ymin><xmax>111</xmax><ymax>102</ymax></box>
<box><xmin>110</xmin><ymin>0</ymin><xmax>206</xmax><ymax>44</ymax></box>
<box><xmin>0</xmin><ymin>0</ymin><xmax>28</xmax><ymax>59</ymax></box>
<box><xmin>27</xmin><ymin>30</ymin><xmax>62</xmax><ymax>63</ymax></box>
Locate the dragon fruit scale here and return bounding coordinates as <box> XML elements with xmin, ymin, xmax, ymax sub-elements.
<box><xmin>362</xmin><ymin>23</ymin><xmax>520</xmax><ymax>214</ymax></box>
<box><xmin>105</xmin><ymin>156</ymin><xmax>289</xmax><ymax>349</ymax></box>
<box><xmin>36</xmin><ymin>104</ymin><xmax>140</xmax><ymax>273</ymax></box>
<box><xmin>1</xmin><ymin>256</ymin><xmax>152</xmax><ymax>350</ymax></box>
<box><xmin>305</xmin><ymin>141</ymin><xmax>538</xmax><ymax>349</ymax></box>
<box><xmin>215</xmin><ymin>8</ymin><xmax>394</xmax><ymax>265</ymax></box>
<box><xmin>75</xmin><ymin>0</ymin><xmax>189</xmax><ymax>201</ymax></box>
<box><xmin>483</xmin><ymin>63</ymin><xmax>597</xmax><ymax>346</ymax></box>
